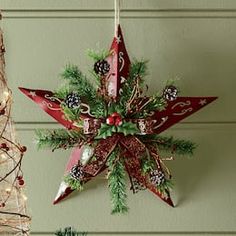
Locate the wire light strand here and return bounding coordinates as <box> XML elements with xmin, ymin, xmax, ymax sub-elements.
<box><xmin>0</xmin><ymin>16</ymin><xmax>31</xmax><ymax>235</ymax></box>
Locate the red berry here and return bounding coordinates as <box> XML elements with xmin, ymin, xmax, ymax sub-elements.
<box><xmin>0</xmin><ymin>203</ymin><xmax>6</xmax><ymax>207</ymax></box>
<box><xmin>20</xmin><ymin>146</ymin><xmax>27</xmax><ymax>153</ymax></box>
<box><xmin>0</xmin><ymin>109</ymin><xmax>5</xmax><ymax>115</ymax></box>
<box><xmin>114</xmin><ymin>116</ymin><xmax>122</xmax><ymax>126</ymax></box>
<box><xmin>106</xmin><ymin>116</ymin><xmax>115</xmax><ymax>125</ymax></box>
<box><xmin>0</xmin><ymin>143</ymin><xmax>7</xmax><ymax>148</ymax></box>
<box><xmin>17</xmin><ymin>175</ymin><xmax>23</xmax><ymax>180</ymax></box>
<box><xmin>111</xmin><ymin>112</ymin><xmax>120</xmax><ymax>118</ymax></box>
<box><xmin>18</xmin><ymin>179</ymin><xmax>25</xmax><ymax>186</ymax></box>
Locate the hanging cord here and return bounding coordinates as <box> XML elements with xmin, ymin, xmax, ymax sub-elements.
<box><xmin>114</xmin><ymin>0</ymin><xmax>121</xmax><ymax>37</ymax></box>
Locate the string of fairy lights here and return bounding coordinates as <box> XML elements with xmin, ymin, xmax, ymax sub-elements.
<box><xmin>0</xmin><ymin>15</ymin><xmax>31</xmax><ymax>235</ymax></box>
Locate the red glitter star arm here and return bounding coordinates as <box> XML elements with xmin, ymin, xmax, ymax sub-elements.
<box><xmin>53</xmin><ymin>146</ymin><xmax>107</xmax><ymax>204</ymax></box>
<box><xmin>153</xmin><ymin>96</ymin><xmax>218</xmax><ymax>134</ymax></box>
<box><xmin>19</xmin><ymin>87</ymin><xmax>76</xmax><ymax>129</ymax></box>
<box><xmin>120</xmin><ymin>136</ymin><xmax>174</xmax><ymax>207</ymax></box>
<box><xmin>105</xmin><ymin>25</ymin><xmax>130</xmax><ymax>100</ymax></box>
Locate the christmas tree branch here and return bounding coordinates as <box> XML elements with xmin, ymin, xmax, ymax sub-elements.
<box><xmin>140</xmin><ymin>135</ymin><xmax>196</xmax><ymax>156</ymax></box>
<box><xmin>107</xmin><ymin>151</ymin><xmax>128</xmax><ymax>214</ymax></box>
<box><xmin>35</xmin><ymin>129</ymin><xmax>85</xmax><ymax>151</ymax></box>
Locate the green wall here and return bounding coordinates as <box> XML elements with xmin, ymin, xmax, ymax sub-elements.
<box><xmin>0</xmin><ymin>0</ymin><xmax>235</xmax><ymax>235</ymax></box>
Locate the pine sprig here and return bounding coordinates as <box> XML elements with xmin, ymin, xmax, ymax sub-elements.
<box><xmin>55</xmin><ymin>227</ymin><xmax>87</xmax><ymax>236</ymax></box>
<box><xmin>157</xmin><ymin>179</ymin><xmax>174</xmax><ymax>195</ymax></box>
<box><xmin>64</xmin><ymin>175</ymin><xmax>83</xmax><ymax>191</ymax></box>
<box><xmin>141</xmin><ymin>158</ymin><xmax>155</xmax><ymax>174</ymax></box>
<box><xmin>87</xmin><ymin>49</ymin><xmax>110</xmax><ymax>61</ymax></box>
<box><xmin>129</xmin><ymin>59</ymin><xmax>148</xmax><ymax>82</ymax></box>
<box><xmin>119</xmin><ymin>60</ymin><xmax>148</xmax><ymax>112</ymax></box>
<box><xmin>35</xmin><ymin>129</ymin><xmax>85</xmax><ymax>151</ymax></box>
<box><xmin>142</xmin><ymin>95</ymin><xmax>167</xmax><ymax>114</ymax></box>
<box><xmin>107</xmin><ymin>152</ymin><xmax>128</xmax><ymax>214</ymax></box>
<box><xmin>140</xmin><ymin>135</ymin><xmax>196</xmax><ymax>156</ymax></box>
<box><xmin>55</xmin><ymin>65</ymin><xmax>105</xmax><ymax>118</ymax></box>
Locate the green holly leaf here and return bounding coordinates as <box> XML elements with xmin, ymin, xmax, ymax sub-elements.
<box><xmin>117</xmin><ymin>122</ymin><xmax>139</xmax><ymax>136</ymax></box>
<box><xmin>96</xmin><ymin>123</ymin><xmax>114</xmax><ymax>139</ymax></box>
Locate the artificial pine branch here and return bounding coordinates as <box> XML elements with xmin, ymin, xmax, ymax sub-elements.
<box><xmin>140</xmin><ymin>135</ymin><xmax>196</xmax><ymax>156</ymax></box>
<box><xmin>55</xmin><ymin>65</ymin><xmax>105</xmax><ymax>118</ymax></box>
<box><xmin>35</xmin><ymin>129</ymin><xmax>85</xmax><ymax>151</ymax></box>
<box><xmin>141</xmin><ymin>158</ymin><xmax>155</xmax><ymax>174</ymax></box>
<box><xmin>141</xmin><ymin>95</ymin><xmax>167</xmax><ymax>115</ymax></box>
<box><xmin>60</xmin><ymin>65</ymin><xmax>96</xmax><ymax>97</ymax></box>
<box><xmin>55</xmin><ymin>227</ymin><xmax>87</xmax><ymax>236</ymax></box>
<box><xmin>64</xmin><ymin>175</ymin><xmax>83</xmax><ymax>190</ymax></box>
<box><xmin>107</xmin><ymin>151</ymin><xmax>128</xmax><ymax>214</ymax></box>
<box><xmin>119</xmin><ymin>60</ymin><xmax>148</xmax><ymax>112</ymax></box>
<box><xmin>157</xmin><ymin>179</ymin><xmax>174</xmax><ymax>195</ymax></box>
<box><xmin>129</xmin><ymin>59</ymin><xmax>148</xmax><ymax>82</ymax></box>
<box><xmin>87</xmin><ymin>49</ymin><xmax>110</xmax><ymax>61</ymax></box>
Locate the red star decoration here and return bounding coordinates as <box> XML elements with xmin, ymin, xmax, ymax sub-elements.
<box><xmin>19</xmin><ymin>25</ymin><xmax>217</xmax><ymax>207</ymax></box>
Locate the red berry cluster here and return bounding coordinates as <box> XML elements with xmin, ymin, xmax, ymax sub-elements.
<box><xmin>17</xmin><ymin>175</ymin><xmax>25</xmax><ymax>186</ymax></box>
<box><xmin>106</xmin><ymin>112</ymin><xmax>122</xmax><ymax>126</ymax></box>
<box><xmin>0</xmin><ymin>142</ymin><xmax>9</xmax><ymax>151</ymax></box>
<box><xmin>0</xmin><ymin>108</ymin><xmax>5</xmax><ymax>115</ymax></box>
<box><xmin>20</xmin><ymin>146</ymin><xmax>27</xmax><ymax>153</ymax></box>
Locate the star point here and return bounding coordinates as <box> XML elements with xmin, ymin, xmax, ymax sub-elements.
<box><xmin>29</xmin><ymin>91</ymin><xmax>36</xmax><ymax>97</ymax></box>
<box><xmin>115</xmin><ymin>35</ymin><xmax>122</xmax><ymax>44</ymax></box>
<box><xmin>199</xmin><ymin>99</ymin><xmax>207</xmax><ymax>106</ymax></box>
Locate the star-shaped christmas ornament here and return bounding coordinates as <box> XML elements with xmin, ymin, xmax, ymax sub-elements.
<box><xmin>19</xmin><ymin>25</ymin><xmax>217</xmax><ymax>213</ymax></box>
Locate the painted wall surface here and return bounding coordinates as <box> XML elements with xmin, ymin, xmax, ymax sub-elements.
<box><xmin>0</xmin><ymin>0</ymin><xmax>235</xmax><ymax>235</ymax></box>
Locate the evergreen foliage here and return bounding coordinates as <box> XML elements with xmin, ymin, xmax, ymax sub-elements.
<box><xmin>107</xmin><ymin>151</ymin><xmax>128</xmax><ymax>214</ymax></box>
<box><xmin>55</xmin><ymin>65</ymin><xmax>105</xmax><ymax>118</ymax></box>
<box><xmin>157</xmin><ymin>179</ymin><xmax>174</xmax><ymax>195</ymax></box>
<box><xmin>140</xmin><ymin>135</ymin><xmax>196</xmax><ymax>156</ymax></box>
<box><xmin>55</xmin><ymin>227</ymin><xmax>87</xmax><ymax>236</ymax></box>
<box><xmin>119</xmin><ymin>60</ymin><xmax>148</xmax><ymax>113</ymax></box>
<box><xmin>35</xmin><ymin>129</ymin><xmax>85</xmax><ymax>151</ymax></box>
<box><xmin>64</xmin><ymin>175</ymin><xmax>83</xmax><ymax>191</ymax></box>
<box><xmin>87</xmin><ymin>49</ymin><xmax>110</xmax><ymax>61</ymax></box>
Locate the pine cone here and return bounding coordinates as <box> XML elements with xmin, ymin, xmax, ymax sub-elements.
<box><xmin>150</xmin><ymin>170</ymin><xmax>165</xmax><ymax>186</ymax></box>
<box><xmin>70</xmin><ymin>165</ymin><xmax>84</xmax><ymax>181</ymax></box>
<box><xmin>130</xmin><ymin>177</ymin><xmax>146</xmax><ymax>193</ymax></box>
<box><xmin>94</xmin><ymin>59</ymin><xmax>110</xmax><ymax>76</ymax></box>
<box><xmin>163</xmin><ymin>85</ymin><xmax>178</xmax><ymax>101</ymax></box>
<box><xmin>65</xmin><ymin>92</ymin><xmax>81</xmax><ymax>109</ymax></box>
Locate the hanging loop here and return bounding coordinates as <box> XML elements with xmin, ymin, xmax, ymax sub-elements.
<box><xmin>114</xmin><ymin>0</ymin><xmax>121</xmax><ymax>37</ymax></box>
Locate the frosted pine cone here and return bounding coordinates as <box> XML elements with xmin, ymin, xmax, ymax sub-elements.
<box><xmin>163</xmin><ymin>85</ymin><xmax>178</xmax><ymax>101</ymax></box>
<box><xmin>65</xmin><ymin>92</ymin><xmax>81</xmax><ymax>109</ymax></box>
<box><xmin>130</xmin><ymin>177</ymin><xmax>146</xmax><ymax>193</ymax></box>
<box><xmin>94</xmin><ymin>59</ymin><xmax>110</xmax><ymax>76</ymax></box>
<box><xmin>70</xmin><ymin>165</ymin><xmax>84</xmax><ymax>181</ymax></box>
<box><xmin>150</xmin><ymin>170</ymin><xmax>165</xmax><ymax>186</ymax></box>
